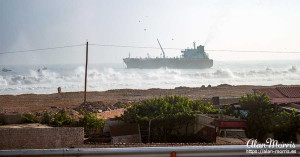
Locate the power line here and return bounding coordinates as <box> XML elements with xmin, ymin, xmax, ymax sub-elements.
<box><xmin>206</xmin><ymin>49</ymin><xmax>300</xmax><ymax>54</ymax></box>
<box><xmin>1</xmin><ymin>43</ymin><xmax>300</xmax><ymax>55</ymax></box>
<box><xmin>89</xmin><ymin>43</ymin><xmax>182</xmax><ymax>50</ymax></box>
<box><xmin>0</xmin><ymin>44</ymin><xmax>85</xmax><ymax>55</ymax></box>
<box><xmin>90</xmin><ymin>43</ymin><xmax>300</xmax><ymax>54</ymax></box>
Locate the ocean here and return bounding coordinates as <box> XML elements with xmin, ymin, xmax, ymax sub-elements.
<box><xmin>0</xmin><ymin>60</ymin><xmax>299</xmax><ymax>95</ymax></box>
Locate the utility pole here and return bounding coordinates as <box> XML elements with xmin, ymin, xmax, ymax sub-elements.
<box><xmin>84</xmin><ymin>41</ymin><xmax>88</xmax><ymax>103</ymax></box>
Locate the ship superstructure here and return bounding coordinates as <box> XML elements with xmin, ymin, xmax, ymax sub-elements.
<box><xmin>123</xmin><ymin>40</ymin><xmax>213</xmax><ymax>69</ymax></box>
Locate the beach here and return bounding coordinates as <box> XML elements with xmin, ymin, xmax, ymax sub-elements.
<box><xmin>1</xmin><ymin>84</ymin><xmax>298</xmax><ymax>114</ymax></box>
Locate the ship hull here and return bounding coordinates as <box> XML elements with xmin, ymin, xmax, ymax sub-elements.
<box><xmin>123</xmin><ymin>58</ymin><xmax>213</xmax><ymax>69</ymax></box>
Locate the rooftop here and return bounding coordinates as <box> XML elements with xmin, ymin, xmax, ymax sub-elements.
<box><xmin>253</xmin><ymin>87</ymin><xmax>300</xmax><ymax>104</ymax></box>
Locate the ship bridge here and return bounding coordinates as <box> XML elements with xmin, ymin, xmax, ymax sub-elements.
<box><xmin>181</xmin><ymin>42</ymin><xmax>209</xmax><ymax>59</ymax></box>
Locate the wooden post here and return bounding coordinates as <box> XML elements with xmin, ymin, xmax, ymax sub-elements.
<box><xmin>148</xmin><ymin>119</ymin><xmax>152</xmax><ymax>143</ymax></box>
<box><xmin>84</xmin><ymin>41</ymin><xmax>88</xmax><ymax>103</ymax></box>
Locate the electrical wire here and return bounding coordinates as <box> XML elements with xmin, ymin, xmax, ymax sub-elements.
<box><xmin>206</xmin><ymin>49</ymin><xmax>300</xmax><ymax>54</ymax></box>
<box><xmin>1</xmin><ymin>43</ymin><xmax>300</xmax><ymax>55</ymax></box>
<box><xmin>89</xmin><ymin>43</ymin><xmax>181</xmax><ymax>50</ymax></box>
<box><xmin>90</xmin><ymin>43</ymin><xmax>300</xmax><ymax>54</ymax></box>
<box><xmin>0</xmin><ymin>44</ymin><xmax>85</xmax><ymax>55</ymax></box>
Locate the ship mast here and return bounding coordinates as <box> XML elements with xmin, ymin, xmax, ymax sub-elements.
<box><xmin>157</xmin><ymin>39</ymin><xmax>166</xmax><ymax>58</ymax></box>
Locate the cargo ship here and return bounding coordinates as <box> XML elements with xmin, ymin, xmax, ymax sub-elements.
<box><xmin>123</xmin><ymin>39</ymin><xmax>213</xmax><ymax>69</ymax></box>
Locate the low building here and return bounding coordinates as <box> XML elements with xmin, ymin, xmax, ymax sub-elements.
<box><xmin>110</xmin><ymin>123</ymin><xmax>142</xmax><ymax>143</ymax></box>
<box><xmin>194</xmin><ymin>114</ymin><xmax>247</xmax><ymax>143</ymax></box>
<box><xmin>253</xmin><ymin>87</ymin><xmax>300</xmax><ymax>113</ymax></box>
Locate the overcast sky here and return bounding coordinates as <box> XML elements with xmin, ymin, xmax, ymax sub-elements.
<box><xmin>1</xmin><ymin>0</ymin><xmax>300</xmax><ymax>65</ymax></box>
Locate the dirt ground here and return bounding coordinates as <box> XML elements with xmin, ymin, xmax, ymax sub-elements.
<box><xmin>0</xmin><ymin>84</ymin><xmax>297</xmax><ymax>114</ymax></box>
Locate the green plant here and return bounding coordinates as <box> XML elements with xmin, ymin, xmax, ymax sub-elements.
<box><xmin>120</xmin><ymin>95</ymin><xmax>219</xmax><ymax>142</ymax></box>
<box><xmin>240</xmin><ymin>93</ymin><xmax>274</xmax><ymax>141</ymax></box>
<box><xmin>41</xmin><ymin>110</ymin><xmax>53</xmax><ymax>125</ymax></box>
<box><xmin>79</xmin><ymin>112</ymin><xmax>105</xmax><ymax>129</ymax></box>
<box><xmin>51</xmin><ymin>111</ymin><xmax>75</xmax><ymax>127</ymax></box>
<box><xmin>222</xmin><ymin>104</ymin><xmax>246</xmax><ymax>119</ymax></box>
<box><xmin>21</xmin><ymin>113</ymin><xmax>40</xmax><ymax>123</ymax></box>
<box><xmin>273</xmin><ymin>109</ymin><xmax>300</xmax><ymax>142</ymax></box>
<box><xmin>222</xmin><ymin>104</ymin><xmax>235</xmax><ymax>116</ymax></box>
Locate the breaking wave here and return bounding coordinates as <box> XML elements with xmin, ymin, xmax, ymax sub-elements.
<box><xmin>0</xmin><ymin>63</ymin><xmax>299</xmax><ymax>94</ymax></box>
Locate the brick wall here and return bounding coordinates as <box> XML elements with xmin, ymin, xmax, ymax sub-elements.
<box><xmin>0</xmin><ymin>127</ymin><xmax>84</xmax><ymax>150</ymax></box>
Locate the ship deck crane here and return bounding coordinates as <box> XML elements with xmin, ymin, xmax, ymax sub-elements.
<box><xmin>157</xmin><ymin>39</ymin><xmax>166</xmax><ymax>58</ymax></box>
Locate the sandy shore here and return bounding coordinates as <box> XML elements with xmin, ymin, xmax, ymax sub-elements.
<box><xmin>0</xmin><ymin>84</ymin><xmax>299</xmax><ymax>114</ymax></box>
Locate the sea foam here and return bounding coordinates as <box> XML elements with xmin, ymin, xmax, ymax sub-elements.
<box><xmin>0</xmin><ymin>61</ymin><xmax>299</xmax><ymax>94</ymax></box>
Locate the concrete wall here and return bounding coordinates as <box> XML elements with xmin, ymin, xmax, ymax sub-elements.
<box><xmin>0</xmin><ymin>114</ymin><xmax>23</xmax><ymax>124</ymax></box>
<box><xmin>112</xmin><ymin>134</ymin><xmax>142</xmax><ymax>143</ymax></box>
<box><xmin>0</xmin><ymin>127</ymin><xmax>84</xmax><ymax>150</ymax></box>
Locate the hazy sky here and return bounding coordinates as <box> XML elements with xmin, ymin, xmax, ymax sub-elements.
<box><xmin>1</xmin><ymin>0</ymin><xmax>300</xmax><ymax>65</ymax></box>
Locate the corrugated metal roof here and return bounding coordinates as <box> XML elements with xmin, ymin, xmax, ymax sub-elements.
<box><xmin>280</xmin><ymin>106</ymin><xmax>300</xmax><ymax>113</ymax></box>
<box><xmin>276</xmin><ymin>87</ymin><xmax>300</xmax><ymax>98</ymax></box>
<box><xmin>288</xmin><ymin>103</ymin><xmax>300</xmax><ymax>110</ymax></box>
